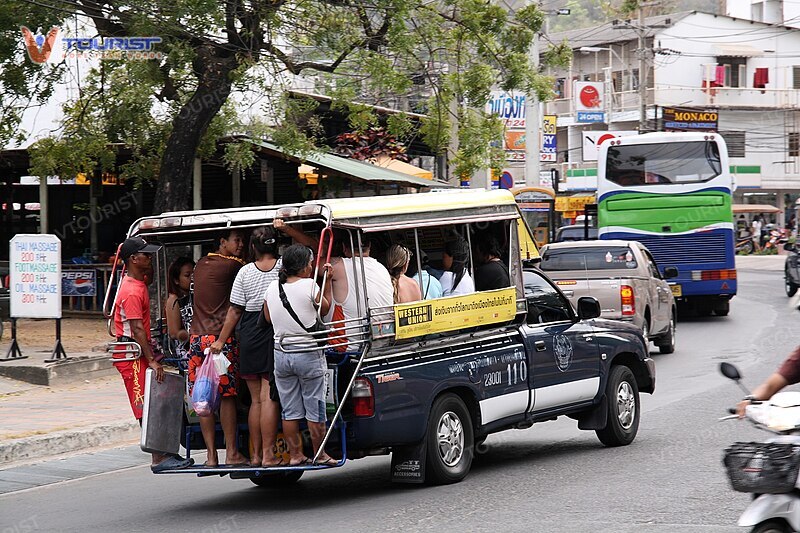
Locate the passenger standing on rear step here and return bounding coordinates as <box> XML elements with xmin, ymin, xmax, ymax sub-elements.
<box><xmin>112</xmin><ymin>237</ymin><xmax>193</xmax><ymax>473</ymax></box>
<box><xmin>264</xmin><ymin>245</ymin><xmax>338</xmax><ymax>466</ymax></box>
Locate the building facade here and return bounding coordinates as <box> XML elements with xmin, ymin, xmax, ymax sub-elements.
<box><xmin>543</xmin><ymin>10</ymin><xmax>800</xmax><ymax>224</ymax></box>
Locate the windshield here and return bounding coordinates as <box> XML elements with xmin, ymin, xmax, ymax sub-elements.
<box><xmin>605</xmin><ymin>141</ymin><xmax>722</xmax><ymax>186</ymax></box>
<box><xmin>540</xmin><ymin>246</ymin><xmax>637</xmax><ymax>271</ymax></box>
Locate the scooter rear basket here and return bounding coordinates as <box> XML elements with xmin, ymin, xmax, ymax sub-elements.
<box><xmin>724</xmin><ymin>442</ymin><xmax>800</xmax><ymax>494</ymax></box>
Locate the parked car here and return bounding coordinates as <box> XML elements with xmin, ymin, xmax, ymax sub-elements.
<box><xmin>786</xmin><ymin>241</ymin><xmax>800</xmax><ymax>297</ymax></box>
<box><xmin>539</xmin><ymin>240</ymin><xmax>678</xmax><ymax>353</ymax></box>
<box><xmin>555</xmin><ymin>224</ymin><xmax>598</xmax><ymax>242</ymax></box>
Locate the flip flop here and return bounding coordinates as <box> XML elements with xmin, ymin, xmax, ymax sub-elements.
<box><xmin>261</xmin><ymin>458</ymin><xmax>285</xmax><ymax>468</ymax></box>
<box><xmin>288</xmin><ymin>457</ymin><xmax>312</xmax><ymax>466</ymax></box>
<box><xmin>315</xmin><ymin>457</ymin><xmax>338</xmax><ymax>466</ymax></box>
<box><xmin>151</xmin><ymin>456</ymin><xmax>194</xmax><ymax>473</ymax></box>
<box><xmin>224</xmin><ymin>461</ymin><xmax>249</xmax><ymax>468</ymax></box>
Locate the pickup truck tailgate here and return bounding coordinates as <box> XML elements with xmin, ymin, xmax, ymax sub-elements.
<box><xmin>549</xmin><ymin>276</ymin><xmax>624</xmax><ymax>319</ymax></box>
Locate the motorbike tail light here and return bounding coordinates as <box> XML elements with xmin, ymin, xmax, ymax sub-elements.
<box><xmin>620</xmin><ymin>285</ymin><xmax>635</xmax><ymax>316</ymax></box>
<box><xmin>352</xmin><ymin>378</ymin><xmax>374</xmax><ymax>417</ymax></box>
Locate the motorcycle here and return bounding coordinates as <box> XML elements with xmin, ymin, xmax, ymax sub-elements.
<box><xmin>737</xmin><ymin>235</ymin><xmax>757</xmax><ymax>255</ymax></box>
<box><xmin>764</xmin><ymin>228</ymin><xmax>789</xmax><ymax>252</ymax></box>
<box><xmin>720</xmin><ymin>362</ymin><xmax>800</xmax><ymax>533</ymax></box>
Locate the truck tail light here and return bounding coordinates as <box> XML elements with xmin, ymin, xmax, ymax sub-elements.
<box><xmin>352</xmin><ymin>378</ymin><xmax>374</xmax><ymax>417</ymax></box>
<box><xmin>691</xmin><ymin>269</ymin><xmax>737</xmax><ymax>281</ymax></box>
<box><xmin>620</xmin><ymin>285</ymin><xmax>635</xmax><ymax>316</ymax></box>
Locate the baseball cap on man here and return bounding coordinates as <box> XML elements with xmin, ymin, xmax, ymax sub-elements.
<box><xmin>120</xmin><ymin>237</ymin><xmax>160</xmax><ymax>262</ymax></box>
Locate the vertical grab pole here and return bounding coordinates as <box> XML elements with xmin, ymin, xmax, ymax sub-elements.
<box><xmin>103</xmin><ymin>243</ymin><xmax>124</xmax><ymax>319</ymax></box>
<box><xmin>312</xmin><ymin>343</ymin><xmax>369</xmax><ymax>464</ymax></box>
<box><xmin>314</xmin><ymin>227</ymin><xmax>334</xmax><ymax>321</ymax></box>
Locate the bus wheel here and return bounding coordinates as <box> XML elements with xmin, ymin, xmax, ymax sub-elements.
<box><xmin>250</xmin><ymin>470</ymin><xmax>303</xmax><ymax>488</ymax></box>
<box><xmin>713</xmin><ymin>300</ymin><xmax>730</xmax><ymax>316</ymax></box>
<box><xmin>425</xmin><ymin>393</ymin><xmax>474</xmax><ymax>485</ymax></box>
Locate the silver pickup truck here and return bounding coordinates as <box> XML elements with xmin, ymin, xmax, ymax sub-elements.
<box><xmin>538</xmin><ymin>240</ymin><xmax>678</xmax><ymax>354</ymax></box>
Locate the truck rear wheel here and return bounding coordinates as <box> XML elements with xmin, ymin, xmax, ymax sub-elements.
<box><xmin>656</xmin><ymin>312</ymin><xmax>676</xmax><ymax>354</ymax></box>
<box><xmin>425</xmin><ymin>394</ymin><xmax>474</xmax><ymax>485</ymax></box>
<box><xmin>596</xmin><ymin>365</ymin><xmax>640</xmax><ymax>447</ymax></box>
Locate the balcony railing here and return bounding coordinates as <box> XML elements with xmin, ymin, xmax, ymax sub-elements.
<box><xmin>544</xmin><ymin>85</ymin><xmax>799</xmax><ymax>119</ymax></box>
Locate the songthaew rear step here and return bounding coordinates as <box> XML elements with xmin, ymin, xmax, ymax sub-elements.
<box><xmin>114</xmin><ymin>189</ymin><xmax>655</xmax><ymax>487</ymax></box>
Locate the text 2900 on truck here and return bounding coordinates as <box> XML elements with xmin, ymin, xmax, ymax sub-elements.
<box><xmin>118</xmin><ymin>190</ymin><xmax>655</xmax><ymax>486</ymax></box>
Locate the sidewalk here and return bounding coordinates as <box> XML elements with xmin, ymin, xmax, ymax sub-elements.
<box><xmin>735</xmin><ymin>254</ymin><xmax>786</xmax><ymax>272</ymax></box>
<box><xmin>0</xmin><ymin>317</ymin><xmax>143</xmax><ymax>468</ymax></box>
<box><xmin>0</xmin><ymin>374</ymin><xmax>139</xmax><ymax>467</ymax></box>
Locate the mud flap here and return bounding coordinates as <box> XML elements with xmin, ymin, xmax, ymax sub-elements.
<box><xmin>577</xmin><ymin>396</ymin><xmax>608</xmax><ymax>431</ymax></box>
<box><xmin>390</xmin><ymin>439</ymin><xmax>428</xmax><ymax>484</ymax></box>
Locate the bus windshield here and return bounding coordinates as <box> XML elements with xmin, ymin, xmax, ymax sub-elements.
<box><xmin>605</xmin><ymin>141</ymin><xmax>722</xmax><ymax>186</ymax></box>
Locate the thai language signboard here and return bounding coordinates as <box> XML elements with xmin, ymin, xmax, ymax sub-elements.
<box><xmin>394</xmin><ymin>288</ymin><xmax>517</xmax><ymax>339</ymax></box>
<box><xmin>10</xmin><ymin>234</ymin><xmax>62</xmax><ymax>318</ymax></box>
<box><xmin>541</xmin><ymin>115</ymin><xmax>557</xmax><ymax>162</ymax></box>
<box><xmin>486</xmin><ymin>91</ymin><xmax>526</xmax><ymax>128</ymax></box>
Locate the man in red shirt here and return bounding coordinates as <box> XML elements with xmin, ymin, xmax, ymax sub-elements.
<box><xmin>113</xmin><ymin>237</ymin><xmax>192</xmax><ymax>472</ymax></box>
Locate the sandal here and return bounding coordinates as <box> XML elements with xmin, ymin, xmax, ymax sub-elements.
<box><xmin>288</xmin><ymin>457</ymin><xmax>312</xmax><ymax>466</ymax></box>
<box><xmin>315</xmin><ymin>457</ymin><xmax>338</xmax><ymax>466</ymax></box>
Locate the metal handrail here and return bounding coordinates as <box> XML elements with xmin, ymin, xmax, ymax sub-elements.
<box><xmin>312</xmin><ymin>342</ymin><xmax>371</xmax><ymax>464</ymax></box>
<box><xmin>102</xmin><ymin>243</ymin><xmax>124</xmax><ymax>321</ymax></box>
<box><xmin>107</xmin><ymin>341</ymin><xmax>142</xmax><ymax>362</ymax></box>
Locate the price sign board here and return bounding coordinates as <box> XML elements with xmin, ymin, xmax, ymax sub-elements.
<box><xmin>10</xmin><ymin>234</ymin><xmax>62</xmax><ymax>318</ymax></box>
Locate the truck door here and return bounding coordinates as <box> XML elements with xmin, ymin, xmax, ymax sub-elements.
<box><xmin>522</xmin><ymin>270</ymin><xmax>601</xmax><ymax>413</ymax></box>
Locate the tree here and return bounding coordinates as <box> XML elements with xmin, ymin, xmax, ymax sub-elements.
<box><xmin>5</xmin><ymin>0</ymin><xmax>570</xmax><ymax>212</ymax></box>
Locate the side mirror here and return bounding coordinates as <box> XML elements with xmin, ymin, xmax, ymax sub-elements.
<box><xmin>662</xmin><ymin>266</ymin><xmax>679</xmax><ymax>279</ymax></box>
<box><xmin>719</xmin><ymin>362</ymin><xmax>741</xmax><ymax>381</ymax></box>
<box><xmin>577</xmin><ymin>297</ymin><xmax>601</xmax><ymax>320</ymax></box>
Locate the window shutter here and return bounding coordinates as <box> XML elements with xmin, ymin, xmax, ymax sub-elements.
<box><xmin>793</xmin><ymin>66</ymin><xmax>800</xmax><ymax>90</ymax></box>
<box><xmin>719</xmin><ymin>131</ymin><xmax>746</xmax><ymax>158</ymax></box>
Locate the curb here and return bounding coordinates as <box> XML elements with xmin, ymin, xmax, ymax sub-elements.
<box><xmin>0</xmin><ymin>420</ymin><xmax>140</xmax><ymax>467</ymax></box>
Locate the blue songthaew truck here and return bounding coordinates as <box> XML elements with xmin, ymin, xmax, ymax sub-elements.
<box><xmin>106</xmin><ymin>190</ymin><xmax>654</xmax><ymax>486</ymax></box>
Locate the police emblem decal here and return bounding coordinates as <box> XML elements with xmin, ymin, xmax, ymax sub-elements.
<box><xmin>553</xmin><ymin>335</ymin><xmax>573</xmax><ymax>372</ymax></box>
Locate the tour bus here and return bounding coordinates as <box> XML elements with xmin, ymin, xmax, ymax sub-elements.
<box><xmin>105</xmin><ymin>189</ymin><xmax>654</xmax><ymax>486</ymax></box>
<box><xmin>597</xmin><ymin>132</ymin><xmax>736</xmax><ymax>316</ymax></box>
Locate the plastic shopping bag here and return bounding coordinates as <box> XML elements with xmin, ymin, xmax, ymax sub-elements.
<box><xmin>190</xmin><ymin>350</ymin><xmax>220</xmax><ymax>417</ymax></box>
<box><xmin>212</xmin><ymin>351</ymin><xmax>229</xmax><ymax>376</ymax></box>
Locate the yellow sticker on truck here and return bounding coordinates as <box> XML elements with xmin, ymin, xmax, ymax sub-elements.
<box><xmin>394</xmin><ymin>288</ymin><xmax>518</xmax><ymax>340</ymax></box>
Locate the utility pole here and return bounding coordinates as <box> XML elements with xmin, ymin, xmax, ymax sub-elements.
<box><xmin>524</xmin><ymin>31</ymin><xmax>540</xmax><ymax>186</ymax></box>
<box><xmin>612</xmin><ymin>3</ymin><xmax>670</xmax><ymax>133</ymax></box>
<box><xmin>637</xmin><ymin>6</ymin><xmax>648</xmax><ymax>132</ymax></box>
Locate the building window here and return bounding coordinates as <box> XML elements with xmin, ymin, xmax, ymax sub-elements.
<box><xmin>612</xmin><ymin>71</ymin><xmax>622</xmax><ymax>92</ymax></box>
<box><xmin>720</xmin><ymin>130</ymin><xmax>746</xmax><ymax>158</ymax></box>
<box><xmin>717</xmin><ymin>56</ymin><xmax>747</xmax><ymax>87</ymax></box>
<box><xmin>793</xmin><ymin>66</ymin><xmax>800</xmax><ymax>90</ymax></box>
<box><xmin>789</xmin><ymin>132</ymin><xmax>800</xmax><ymax>157</ymax></box>
<box><xmin>631</xmin><ymin>69</ymin><xmax>639</xmax><ymax>91</ymax></box>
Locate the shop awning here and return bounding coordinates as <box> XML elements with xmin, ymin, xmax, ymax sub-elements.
<box><xmin>732</xmin><ymin>203</ymin><xmax>781</xmax><ymax>214</ymax></box>
<box><xmin>368</xmin><ymin>155</ymin><xmax>433</xmax><ymax>180</ymax></box>
<box><xmin>555</xmin><ymin>193</ymin><xmax>596</xmax><ymax>211</ymax></box>
<box><xmin>712</xmin><ymin>44</ymin><xmax>764</xmax><ymax>57</ymax></box>
<box><xmin>249</xmin><ymin>139</ymin><xmax>452</xmax><ymax>188</ymax></box>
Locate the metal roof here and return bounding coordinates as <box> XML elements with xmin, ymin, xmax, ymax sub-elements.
<box><xmin>247</xmin><ymin>139</ymin><xmax>453</xmax><ymax>189</ymax></box>
<box><xmin>547</xmin><ymin>11</ymin><xmax>692</xmax><ymax>49</ymax></box>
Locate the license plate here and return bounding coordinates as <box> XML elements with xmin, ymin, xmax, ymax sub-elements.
<box><xmin>670</xmin><ymin>284</ymin><xmax>682</xmax><ymax>297</ymax></box>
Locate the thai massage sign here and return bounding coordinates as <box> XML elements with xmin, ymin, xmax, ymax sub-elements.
<box><xmin>10</xmin><ymin>234</ymin><xmax>62</xmax><ymax>318</ymax></box>
<box><xmin>662</xmin><ymin>107</ymin><xmax>718</xmax><ymax>132</ymax></box>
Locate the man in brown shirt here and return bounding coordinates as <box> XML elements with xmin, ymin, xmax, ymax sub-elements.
<box><xmin>188</xmin><ymin>229</ymin><xmax>247</xmax><ymax>467</ymax></box>
<box><xmin>737</xmin><ymin>345</ymin><xmax>800</xmax><ymax>417</ymax></box>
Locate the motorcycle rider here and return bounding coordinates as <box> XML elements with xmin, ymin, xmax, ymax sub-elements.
<box><xmin>737</xmin><ymin>345</ymin><xmax>800</xmax><ymax>417</ymax></box>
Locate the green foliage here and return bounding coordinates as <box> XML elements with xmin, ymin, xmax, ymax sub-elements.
<box><xmin>3</xmin><ymin>0</ymin><xmax>567</xmax><ymax>196</ymax></box>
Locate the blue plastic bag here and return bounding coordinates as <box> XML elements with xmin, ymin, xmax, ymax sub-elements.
<box><xmin>190</xmin><ymin>349</ymin><xmax>220</xmax><ymax>416</ymax></box>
